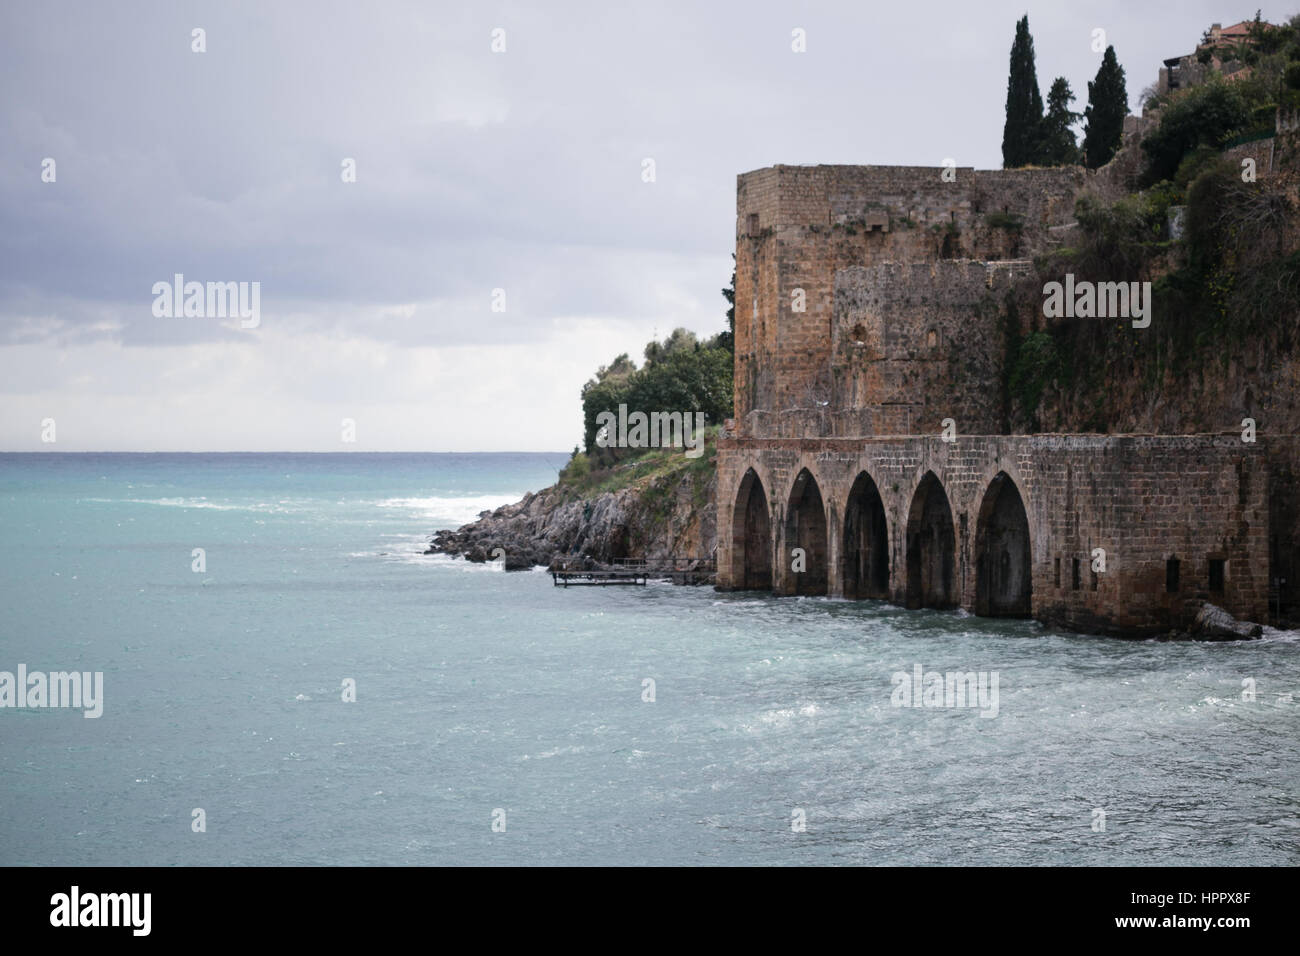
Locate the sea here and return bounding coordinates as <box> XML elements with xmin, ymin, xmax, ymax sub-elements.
<box><xmin>1</xmin><ymin>452</ymin><xmax>1298</xmax><ymax>866</ymax></box>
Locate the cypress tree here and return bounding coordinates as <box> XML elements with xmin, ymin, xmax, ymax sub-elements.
<box><xmin>1002</xmin><ymin>15</ymin><xmax>1045</xmax><ymax>168</ymax></box>
<box><xmin>1040</xmin><ymin>77</ymin><xmax>1081</xmax><ymax>165</ymax></box>
<box><xmin>1083</xmin><ymin>46</ymin><xmax>1129</xmax><ymax>168</ymax></box>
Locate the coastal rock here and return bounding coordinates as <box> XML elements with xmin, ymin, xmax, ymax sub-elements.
<box><xmin>425</xmin><ymin>460</ymin><xmax>717</xmax><ymax>574</ymax></box>
<box><xmin>1191</xmin><ymin>602</ymin><xmax>1263</xmax><ymax>641</ymax></box>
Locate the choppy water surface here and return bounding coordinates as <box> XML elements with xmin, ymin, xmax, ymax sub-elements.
<box><xmin>1</xmin><ymin>453</ymin><xmax>1297</xmax><ymax>865</ymax></box>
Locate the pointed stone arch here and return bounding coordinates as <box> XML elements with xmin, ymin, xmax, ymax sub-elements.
<box><xmin>905</xmin><ymin>471</ymin><xmax>957</xmax><ymax>609</ymax></box>
<box><xmin>842</xmin><ymin>470</ymin><xmax>889</xmax><ymax>599</ymax></box>
<box><xmin>975</xmin><ymin>471</ymin><xmax>1032</xmax><ymax>617</ymax></box>
<box><xmin>731</xmin><ymin>468</ymin><xmax>772</xmax><ymax>590</ymax></box>
<box><xmin>784</xmin><ymin>467</ymin><xmax>828</xmax><ymax>596</ymax></box>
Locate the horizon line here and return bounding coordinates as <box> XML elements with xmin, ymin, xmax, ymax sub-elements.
<box><xmin>0</xmin><ymin>449</ymin><xmax>573</xmax><ymax>455</ymax></box>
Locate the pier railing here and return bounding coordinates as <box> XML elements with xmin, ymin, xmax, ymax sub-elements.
<box><xmin>552</xmin><ymin>555</ymin><xmax>716</xmax><ymax>587</ymax></box>
<box><xmin>609</xmin><ymin>557</ymin><xmax>716</xmax><ymax>572</ymax></box>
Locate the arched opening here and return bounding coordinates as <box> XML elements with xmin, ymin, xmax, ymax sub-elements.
<box><xmin>905</xmin><ymin>472</ymin><xmax>957</xmax><ymax>609</ymax></box>
<box><xmin>842</xmin><ymin>471</ymin><xmax>889</xmax><ymax>599</ymax></box>
<box><xmin>784</xmin><ymin>468</ymin><xmax>828</xmax><ymax>596</ymax></box>
<box><xmin>975</xmin><ymin>472</ymin><xmax>1032</xmax><ymax>617</ymax></box>
<box><xmin>731</xmin><ymin>468</ymin><xmax>772</xmax><ymax>591</ymax></box>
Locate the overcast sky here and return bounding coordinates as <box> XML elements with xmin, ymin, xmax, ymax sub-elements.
<box><xmin>0</xmin><ymin>0</ymin><xmax>1277</xmax><ymax>450</ymax></box>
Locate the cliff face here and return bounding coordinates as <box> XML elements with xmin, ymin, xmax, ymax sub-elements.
<box><xmin>427</xmin><ymin>457</ymin><xmax>717</xmax><ymax>572</ymax></box>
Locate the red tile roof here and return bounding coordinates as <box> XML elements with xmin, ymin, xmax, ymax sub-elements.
<box><xmin>1219</xmin><ymin>21</ymin><xmax>1257</xmax><ymax>37</ymax></box>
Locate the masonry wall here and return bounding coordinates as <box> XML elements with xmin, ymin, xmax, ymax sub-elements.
<box><xmin>1221</xmin><ymin>136</ymin><xmax>1277</xmax><ymax>176</ymax></box>
<box><xmin>726</xmin><ymin>162</ymin><xmax>1278</xmax><ymax>634</ymax></box>
<box><xmin>715</xmin><ymin>435</ymin><xmax>1269</xmax><ymax>635</ymax></box>
<box><xmin>734</xmin><ymin>164</ymin><xmax>1085</xmax><ymax>438</ymax></box>
<box><xmin>828</xmin><ymin>260</ymin><xmax>1037</xmax><ymax>436</ymax></box>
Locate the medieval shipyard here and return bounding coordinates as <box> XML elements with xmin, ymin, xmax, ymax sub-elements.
<box><xmin>424</xmin><ymin>19</ymin><xmax>1300</xmax><ymax>642</ymax></box>
<box><xmin>715</xmin><ymin>151</ymin><xmax>1297</xmax><ymax>637</ymax></box>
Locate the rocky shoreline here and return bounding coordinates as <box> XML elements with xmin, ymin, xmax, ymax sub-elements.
<box><xmin>426</xmin><ymin>460</ymin><xmax>718</xmax><ymax>578</ymax></box>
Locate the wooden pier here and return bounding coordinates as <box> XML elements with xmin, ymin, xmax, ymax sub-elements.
<box><xmin>551</xmin><ymin>568</ymin><xmax>649</xmax><ymax>587</ymax></box>
<box><xmin>551</xmin><ymin>557</ymin><xmax>716</xmax><ymax>587</ymax></box>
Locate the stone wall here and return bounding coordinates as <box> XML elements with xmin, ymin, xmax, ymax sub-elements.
<box><xmin>727</xmin><ymin>161</ymin><xmax>1279</xmax><ymax>634</ymax></box>
<box><xmin>734</xmin><ymin>164</ymin><xmax>1084</xmax><ymax>437</ymax></box>
<box><xmin>716</xmin><ymin>434</ymin><xmax>1268</xmax><ymax>635</ymax></box>
<box><xmin>1221</xmin><ymin>136</ymin><xmax>1277</xmax><ymax>176</ymax></box>
<box><xmin>829</xmin><ymin>260</ymin><xmax>1035</xmax><ymax>436</ymax></box>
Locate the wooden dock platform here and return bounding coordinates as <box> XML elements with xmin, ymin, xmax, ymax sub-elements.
<box><xmin>551</xmin><ymin>569</ymin><xmax>649</xmax><ymax>587</ymax></box>
<box><xmin>551</xmin><ymin>557</ymin><xmax>715</xmax><ymax>587</ymax></box>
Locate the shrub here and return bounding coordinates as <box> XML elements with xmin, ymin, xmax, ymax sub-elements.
<box><xmin>985</xmin><ymin>211</ymin><xmax>1025</xmax><ymax>230</ymax></box>
<box><xmin>559</xmin><ymin>451</ymin><xmax>591</xmax><ymax>484</ymax></box>
<box><xmin>1072</xmin><ymin>193</ymin><xmax>1162</xmax><ymax>279</ymax></box>
<box><xmin>1008</xmin><ymin>331</ymin><xmax>1061</xmax><ymax>425</ymax></box>
<box><xmin>1140</xmin><ymin>81</ymin><xmax>1250</xmax><ymax>186</ymax></box>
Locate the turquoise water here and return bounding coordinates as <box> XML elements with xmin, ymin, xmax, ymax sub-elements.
<box><xmin>1</xmin><ymin>453</ymin><xmax>1298</xmax><ymax>866</ymax></box>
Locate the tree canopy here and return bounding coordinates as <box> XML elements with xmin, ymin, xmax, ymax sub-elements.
<box><xmin>1002</xmin><ymin>16</ymin><xmax>1046</xmax><ymax>168</ymax></box>
<box><xmin>1083</xmin><ymin>46</ymin><xmax>1129</xmax><ymax>168</ymax></box>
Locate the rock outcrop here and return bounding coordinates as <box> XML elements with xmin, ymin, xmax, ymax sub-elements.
<box><xmin>1190</xmin><ymin>602</ymin><xmax>1264</xmax><ymax>641</ymax></box>
<box><xmin>427</xmin><ymin>461</ymin><xmax>717</xmax><ymax>575</ymax></box>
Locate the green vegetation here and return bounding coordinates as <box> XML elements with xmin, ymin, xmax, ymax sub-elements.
<box><xmin>1140</xmin><ymin>80</ymin><xmax>1250</xmax><ymax>185</ymax></box>
<box><xmin>568</xmin><ymin>269</ymin><xmax>735</xmax><ymax>488</ymax></box>
<box><xmin>579</xmin><ymin>329</ymin><xmax>733</xmax><ymax>467</ymax></box>
<box><xmin>1002</xmin><ymin>17</ymin><xmax>1109</xmax><ymax>168</ymax></box>
<box><xmin>1002</xmin><ymin>16</ymin><xmax>1047</xmax><ymax>168</ymax></box>
<box><xmin>1083</xmin><ymin>46</ymin><xmax>1128</xmax><ymax>168</ymax></box>
<box><xmin>717</xmin><ymin>253</ymin><xmax>735</xmax><ymax>352</ymax></box>
<box><xmin>1067</xmin><ymin>192</ymin><xmax>1167</xmax><ymax>279</ymax></box>
<box><xmin>1007</xmin><ymin>330</ymin><xmax>1062</xmax><ymax>428</ymax></box>
<box><xmin>985</xmin><ymin>211</ymin><xmax>1025</xmax><ymax>231</ymax></box>
<box><xmin>556</xmin><ymin>427</ymin><xmax>721</xmax><ymax>524</ymax></box>
<box><xmin>1139</xmin><ymin>15</ymin><xmax>1300</xmax><ymax>187</ymax></box>
<box><xmin>1012</xmin><ymin>144</ymin><xmax>1298</xmax><ymax>431</ymax></box>
<box><xmin>1042</xmin><ymin>77</ymin><xmax>1082</xmax><ymax>166</ymax></box>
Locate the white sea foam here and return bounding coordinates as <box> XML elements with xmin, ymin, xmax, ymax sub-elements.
<box><xmin>80</xmin><ymin>496</ymin><xmax>304</xmax><ymax>513</ymax></box>
<box><xmin>1260</xmin><ymin>625</ymin><xmax>1300</xmax><ymax>643</ymax></box>
<box><xmin>413</xmin><ymin>552</ymin><xmax>506</xmax><ymax>572</ymax></box>
<box><xmin>78</xmin><ymin>492</ymin><xmax>523</xmax><ymax>526</ymax></box>
<box><xmin>371</xmin><ymin>495</ymin><xmax>520</xmax><ymax>524</ymax></box>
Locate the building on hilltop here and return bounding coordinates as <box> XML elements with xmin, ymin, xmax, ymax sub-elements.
<box><xmin>1159</xmin><ymin>19</ymin><xmax>1272</xmax><ymax>95</ymax></box>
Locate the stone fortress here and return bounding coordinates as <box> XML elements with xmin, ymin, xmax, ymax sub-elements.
<box><xmin>713</xmin><ymin>159</ymin><xmax>1276</xmax><ymax>636</ymax></box>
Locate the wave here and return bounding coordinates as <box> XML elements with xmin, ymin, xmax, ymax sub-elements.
<box><xmin>78</xmin><ymin>496</ymin><xmax>301</xmax><ymax>513</ymax></box>
<box><xmin>392</xmin><ymin>552</ymin><xmax>504</xmax><ymax>571</ymax></box>
<box><xmin>369</xmin><ymin>495</ymin><xmax>521</xmax><ymax>524</ymax></box>
<box><xmin>75</xmin><ymin>493</ymin><xmax>522</xmax><ymax>525</ymax></box>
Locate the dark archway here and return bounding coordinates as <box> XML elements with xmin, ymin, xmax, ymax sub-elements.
<box><xmin>905</xmin><ymin>472</ymin><xmax>957</xmax><ymax>609</ymax></box>
<box><xmin>842</xmin><ymin>471</ymin><xmax>889</xmax><ymax>599</ymax></box>
<box><xmin>975</xmin><ymin>472</ymin><xmax>1032</xmax><ymax>617</ymax></box>
<box><xmin>731</xmin><ymin>468</ymin><xmax>772</xmax><ymax>590</ymax></box>
<box><xmin>785</xmin><ymin>468</ymin><xmax>828</xmax><ymax>596</ymax></box>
